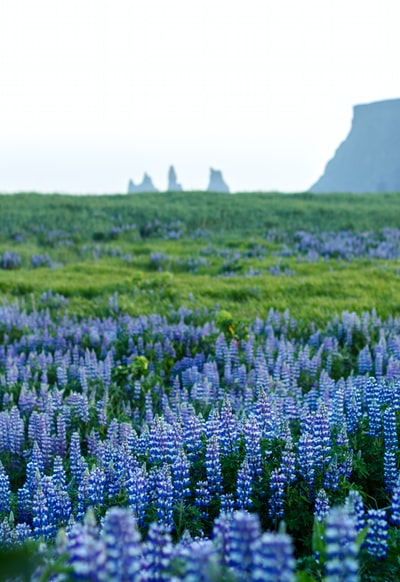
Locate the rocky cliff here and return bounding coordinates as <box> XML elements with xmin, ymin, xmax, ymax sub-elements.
<box><xmin>310</xmin><ymin>98</ymin><xmax>400</xmax><ymax>193</ymax></box>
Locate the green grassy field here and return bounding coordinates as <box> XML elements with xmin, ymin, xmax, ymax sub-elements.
<box><xmin>0</xmin><ymin>191</ymin><xmax>400</xmax><ymax>324</ymax></box>
<box><xmin>1</xmin><ymin>191</ymin><xmax>400</xmax><ymax>580</ymax></box>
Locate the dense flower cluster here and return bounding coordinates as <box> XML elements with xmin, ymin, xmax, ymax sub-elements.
<box><xmin>0</xmin><ymin>300</ymin><xmax>399</xmax><ymax>577</ymax></box>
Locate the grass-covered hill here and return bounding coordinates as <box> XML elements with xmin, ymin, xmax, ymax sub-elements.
<box><xmin>0</xmin><ymin>190</ymin><xmax>399</xmax><ymax>323</ymax></box>
<box><xmin>1</xmin><ymin>191</ymin><xmax>400</xmax><ymax>240</ymax></box>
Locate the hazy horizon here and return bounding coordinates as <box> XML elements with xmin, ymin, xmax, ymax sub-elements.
<box><xmin>1</xmin><ymin>0</ymin><xmax>400</xmax><ymax>194</ymax></box>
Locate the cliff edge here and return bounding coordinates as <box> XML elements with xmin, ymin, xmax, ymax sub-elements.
<box><xmin>310</xmin><ymin>98</ymin><xmax>400</xmax><ymax>193</ymax></box>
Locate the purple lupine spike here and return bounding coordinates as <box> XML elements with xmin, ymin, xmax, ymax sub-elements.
<box><xmin>149</xmin><ymin>417</ymin><xmax>178</xmax><ymax>465</ymax></box>
<box><xmin>365</xmin><ymin>382</ymin><xmax>382</xmax><ymax>438</ymax></box>
<box><xmin>17</xmin><ymin>485</ymin><xmax>32</xmax><ymax>524</ymax></box>
<box><xmin>145</xmin><ymin>392</ymin><xmax>154</xmax><ymax>425</ymax></box>
<box><xmin>358</xmin><ymin>345</ymin><xmax>373</xmax><ymax>374</ymax></box>
<box><xmin>324</xmin><ymin>507</ymin><xmax>359</xmax><ymax>582</ymax></box>
<box><xmin>52</xmin><ymin>456</ymin><xmax>67</xmax><ymax>489</ymax></box>
<box><xmin>253</xmin><ymin>531</ymin><xmax>295</xmax><ymax>582</ymax></box>
<box><xmin>297</xmin><ymin>431</ymin><xmax>315</xmax><ymax>489</ymax></box>
<box><xmin>78</xmin><ymin>394</ymin><xmax>90</xmax><ymax>423</ymax></box>
<box><xmin>195</xmin><ymin>480</ymin><xmax>211</xmax><ymax>518</ymax></box>
<box><xmin>212</xmin><ymin>512</ymin><xmax>232</xmax><ymax>565</ymax></box>
<box><xmin>14</xmin><ymin>522</ymin><xmax>32</xmax><ymax>545</ymax></box>
<box><xmin>390</xmin><ymin>480</ymin><xmax>400</xmax><ymax>525</ymax></box>
<box><xmin>32</xmin><ymin>481</ymin><xmax>56</xmax><ymax>540</ymax></box>
<box><xmin>314</xmin><ymin>489</ymin><xmax>330</xmax><ymax>523</ymax></box>
<box><xmin>181</xmin><ymin>539</ymin><xmax>220</xmax><ymax>582</ymax></box>
<box><xmin>243</xmin><ymin>414</ymin><xmax>262</xmax><ymax>477</ymax></box>
<box><xmin>70</xmin><ymin>431</ymin><xmax>85</xmax><ymax>484</ymax></box>
<box><xmin>0</xmin><ymin>461</ymin><xmax>11</xmax><ymax>514</ymax></box>
<box><xmin>77</xmin><ymin>470</ymin><xmax>91</xmax><ymax>520</ymax></box>
<box><xmin>365</xmin><ymin>509</ymin><xmax>388</xmax><ymax>560</ymax></box>
<box><xmin>26</xmin><ymin>442</ymin><xmax>44</xmax><ymax>492</ymax></box>
<box><xmin>344</xmin><ymin>490</ymin><xmax>365</xmax><ymax>533</ymax></box>
<box><xmin>172</xmin><ymin>448</ymin><xmax>191</xmax><ymax>502</ymax></box>
<box><xmin>324</xmin><ymin>455</ymin><xmax>340</xmax><ymax>492</ymax></box>
<box><xmin>126</xmin><ymin>464</ymin><xmax>148</xmax><ymax>526</ymax></box>
<box><xmin>312</xmin><ymin>402</ymin><xmax>332</xmax><ymax>471</ymax></box>
<box><xmin>110</xmin><ymin>441</ymin><xmax>135</xmax><ymax>497</ymax></box>
<box><xmin>0</xmin><ymin>412</ymin><xmax>8</xmax><ymax>454</ymax></box>
<box><xmin>220</xmin><ymin>493</ymin><xmax>235</xmax><ymax>514</ymax></box>
<box><xmin>143</xmin><ymin>522</ymin><xmax>173</xmax><ymax>581</ymax></box>
<box><xmin>269</xmin><ymin>468</ymin><xmax>287</xmax><ymax>521</ymax></box>
<box><xmin>155</xmin><ymin>465</ymin><xmax>174</xmax><ymax>530</ymax></box>
<box><xmin>226</xmin><ymin>510</ymin><xmax>261</xmax><ymax>580</ymax></box>
<box><xmin>205</xmin><ymin>434</ymin><xmax>222</xmax><ymax>495</ymax></box>
<box><xmin>67</xmin><ymin>521</ymin><xmax>107</xmax><ymax>581</ymax></box>
<box><xmin>0</xmin><ymin>517</ymin><xmax>12</xmax><ymax>547</ymax></box>
<box><xmin>281</xmin><ymin>447</ymin><xmax>296</xmax><ymax>484</ymax></box>
<box><xmin>236</xmin><ymin>457</ymin><xmax>253</xmax><ymax>510</ymax></box>
<box><xmin>184</xmin><ymin>412</ymin><xmax>205</xmax><ymax>460</ymax></box>
<box><xmin>55</xmin><ymin>413</ymin><xmax>67</xmax><ymax>457</ymax></box>
<box><xmin>383</xmin><ymin>406</ymin><xmax>398</xmax><ymax>449</ymax></box>
<box><xmin>219</xmin><ymin>397</ymin><xmax>239</xmax><ymax>454</ymax></box>
<box><xmin>87</xmin><ymin>467</ymin><xmax>107</xmax><ymax>506</ymax></box>
<box><xmin>8</xmin><ymin>406</ymin><xmax>24</xmax><ymax>455</ymax></box>
<box><xmin>101</xmin><ymin>507</ymin><xmax>142</xmax><ymax>581</ymax></box>
<box><xmin>28</xmin><ymin>413</ymin><xmax>52</xmax><ymax>467</ymax></box>
<box><xmin>384</xmin><ymin>449</ymin><xmax>398</xmax><ymax>492</ymax></box>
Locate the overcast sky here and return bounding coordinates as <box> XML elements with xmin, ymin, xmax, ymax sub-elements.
<box><xmin>1</xmin><ymin>0</ymin><xmax>399</xmax><ymax>193</ymax></box>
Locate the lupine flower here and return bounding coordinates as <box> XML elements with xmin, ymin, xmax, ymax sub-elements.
<box><xmin>195</xmin><ymin>480</ymin><xmax>211</xmax><ymax>518</ymax></box>
<box><xmin>312</xmin><ymin>403</ymin><xmax>332</xmax><ymax>471</ymax></box>
<box><xmin>102</xmin><ymin>507</ymin><xmax>142</xmax><ymax>581</ymax></box>
<box><xmin>297</xmin><ymin>431</ymin><xmax>315</xmax><ymax>488</ymax></box>
<box><xmin>32</xmin><ymin>482</ymin><xmax>56</xmax><ymax>540</ymax></box>
<box><xmin>253</xmin><ymin>531</ymin><xmax>295</xmax><ymax>582</ymax></box>
<box><xmin>325</xmin><ymin>507</ymin><xmax>359</xmax><ymax>582</ymax></box>
<box><xmin>236</xmin><ymin>457</ymin><xmax>253</xmax><ymax>510</ymax></box>
<box><xmin>155</xmin><ymin>465</ymin><xmax>174</xmax><ymax>530</ymax></box>
<box><xmin>383</xmin><ymin>405</ymin><xmax>398</xmax><ymax>449</ymax></box>
<box><xmin>269</xmin><ymin>468</ymin><xmax>287</xmax><ymax>521</ymax></box>
<box><xmin>365</xmin><ymin>509</ymin><xmax>388</xmax><ymax>559</ymax></box>
<box><xmin>220</xmin><ymin>493</ymin><xmax>235</xmax><ymax>514</ymax></box>
<box><xmin>126</xmin><ymin>464</ymin><xmax>148</xmax><ymax>526</ymax></box>
<box><xmin>205</xmin><ymin>434</ymin><xmax>222</xmax><ymax>494</ymax></box>
<box><xmin>314</xmin><ymin>489</ymin><xmax>330</xmax><ymax>523</ymax></box>
<box><xmin>143</xmin><ymin>522</ymin><xmax>173</xmax><ymax>581</ymax></box>
<box><xmin>225</xmin><ymin>510</ymin><xmax>261</xmax><ymax>580</ymax></box>
<box><xmin>87</xmin><ymin>466</ymin><xmax>107</xmax><ymax>506</ymax></box>
<box><xmin>180</xmin><ymin>539</ymin><xmax>220</xmax><ymax>582</ymax></box>
<box><xmin>70</xmin><ymin>432</ymin><xmax>85</xmax><ymax>484</ymax></box>
<box><xmin>67</xmin><ymin>521</ymin><xmax>107</xmax><ymax>581</ymax></box>
<box><xmin>344</xmin><ymin>490</ymin><xmax>365</xmax><ymax>533</ymax></box>
<box><xmin>0</xmin><ymin>461</ymin><xmax>11</xmax><ymax>514</ymax></box>
<box><xmin>243</xmin><ymin>414</ymin><xmax>262</xmax><ymax>477</ymax></box>
<box><xmin>172</xmin><ymin>448</ymin><xmax>191</xmax><ymax>502</ymax></box>
<box><xmin>324</xmin><ymin>456</ymin><xmax>340</xmax><ymax>492</ymax></box>
<box><xmin>384</xmin><ymin>449</ymin><xmax>398</xmax><ymax>492</ymax></box>
<box><xmin>219</xmin><ymin>397</ymin><xmax>239</xmax><ymax>454</ymax></box>
<box><xmin>390</xmin><ymin>480</ymin><xmax>400</xmax><ymax>525</ymax></box>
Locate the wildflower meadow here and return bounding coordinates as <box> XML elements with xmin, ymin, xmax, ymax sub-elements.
<box><xmin>0</xmin><ymin>191</ymin><xmax>400</xmax><ymax>581</ymax></box>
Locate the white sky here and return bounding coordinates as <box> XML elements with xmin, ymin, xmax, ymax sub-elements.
<box><xmin>1</xmin><ymin>0</ymin><xmax>399</xmax><ymax>193</ymax></box>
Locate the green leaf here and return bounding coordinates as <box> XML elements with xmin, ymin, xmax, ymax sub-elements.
<box><xmin>311</xmin><ymin>518</ymin><xmax>326</xmax><ymax>565</ymax></box>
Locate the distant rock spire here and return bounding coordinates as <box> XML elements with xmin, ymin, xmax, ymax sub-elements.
<box><xmin>127</xmin><ymin>173</ymin><xmax>159</xmax><ymax>194</ymax></box>
<box><xmin>167</xmin><ymin>166</ymin><xmax>183</xmax><ymax>191</ymax></box>
<box><xmin>207</xmin><ymin>168</ymin><xmax>230</xmax><ymax>193</ymax></box>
